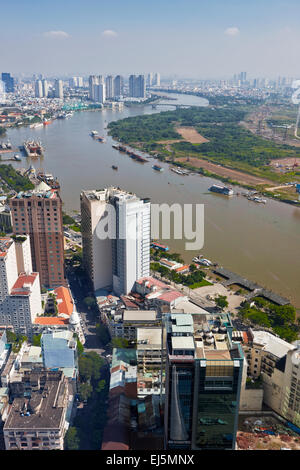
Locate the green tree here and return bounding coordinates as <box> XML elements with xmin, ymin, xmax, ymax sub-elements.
<box><xmin>96</xmin><ymin>379</ymin><xmax>106</xmax><ymax>394</ymax></box>
<box><xmin>215</xmin><ymin>295</ymin><xmax>229</xmax><ymax>310</ymax></box>
<box><xmin>32</xmin><ymin>334</ymin><xmax>41</xmax><ymax>347</ymax></box>
<box><xmin>111</xmin><ymin>337</ymin><xmax>130</xmax><ymax>349</ymax></box>
<box><xmin>95</xmin><ymin>323</ymin><xmax>110</xmax><ymax>346</ymax></box>
<box><xmin>64</xmin><ymin>427</ymin><xmax>80</xmax><ymax>450</ymax></box>
<box><xmin>78</xmin><ymin>382</ymin><xmax>93</xmax><ymax>402</ymax></box>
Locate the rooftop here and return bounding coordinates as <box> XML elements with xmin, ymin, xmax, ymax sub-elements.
<box><xmin>252</xmin><ymin>330</ymin><xmax>295</xmax><ymax>358</ymax></box>
<box><xmin>0</xmin><ymin>237</ymin><xmax>14</xmax><ymax>258</ymax></box>
<box><xmin>10</xmin><ymin>273</ymin><xmax>39</xmax><ymax>296</ymax></box>
<box><xmin>123</xmin><ymin>310</ymin><xmax>157</xmax><ymax>322</ymax></box>
<box><xmin>4</xmin><ymin>371</ymin><xmax>67</xmax><ymax>430</ymax></box>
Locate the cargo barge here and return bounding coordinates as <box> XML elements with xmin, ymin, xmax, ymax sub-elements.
<box><xmin>23</xmin><ymin>140</ymin><xmax>44</xmax><ymax>157</ymax></box>
<box><xmin>209</xmin><ymin>184</ymin><xmax>233</xmax><ymax>196</ymax></box>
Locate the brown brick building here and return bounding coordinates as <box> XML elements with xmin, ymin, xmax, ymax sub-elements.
<box><xmin>9</xmin><ymin>184</ymin><xmax>66</xmax><ymax>288</ymax></box>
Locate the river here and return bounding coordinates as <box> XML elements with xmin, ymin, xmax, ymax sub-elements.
<box><xmin>2</xmin><ymin>93</ymin><xmax>300</xmax><ymax>308</ymax></box>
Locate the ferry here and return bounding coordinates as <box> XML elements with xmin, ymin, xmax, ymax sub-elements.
<box><xmin>192</xmin><ymin>256</ymin><xmax>213</xmax><ymax>266</ymax></box>
<box><xmin>152</xmin><ymin>164</ymin><xmax>164</xmax><ymax>172</ymax></box>
<box><xmin>151</xmin><ymin>242</ymin><xmax>169</xmax><ymax>251</ymax></box>
<box><xmin>209</xmin><ymin>184</ymin><xmax>234</xmax><ymax>196</ymax></box>
<box><xmin>23</xmin><ymin>140</ymin><xmax>44</xmax><ymax>157</ymax></box>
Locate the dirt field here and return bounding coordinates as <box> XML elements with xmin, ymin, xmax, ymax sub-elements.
<box><xmin>175</xmin><ymin>126</ymin><xmax>210</xmax><ymax>144</ymax></box>
<box><xmin>270</xmin><ymin>157</ymin><xmax>300</xmax><ymax>168</ymax></box>
<box><xmin>176</xmin><ymin>156</ymin><xmax>273</xmax><ymax>186</ymax></box>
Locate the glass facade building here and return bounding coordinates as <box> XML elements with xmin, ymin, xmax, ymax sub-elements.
<box><xmin>164</xmin><ymin>313</ymin><xmax>244</xmax><ymax>450</ymax></box>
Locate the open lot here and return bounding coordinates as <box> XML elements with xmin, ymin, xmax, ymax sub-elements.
<box><xmin>176</xmin><ymin>156</ymin><xmax>272</xmax><ymax>186</ymax></box>
<box><xmin>175</xmin><ymin>126</ymin><xmax>210</xmax><ymax>143</ymax></box>
<box><xmin>192</xmin><ymin>282</ymin><xmax>245</xmax><ymax>314</ymax></box>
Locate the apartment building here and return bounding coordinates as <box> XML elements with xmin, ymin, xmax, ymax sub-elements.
<box><xmin>9</xmin><ymin>184</ymin><xmax>66</xmax><ymax>288</ymax></box>
<box><xmin>81</xmin><ymin>187</ymin><xmax>150</xmax><ymax>296</ymax></box>
<box><xmin>0</xmin><ymin>237</ymin><xmax>42</xmax><ymax>337</ymax></box>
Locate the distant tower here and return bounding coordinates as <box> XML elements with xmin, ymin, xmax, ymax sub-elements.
<box><xmin>35</xmin><ymin>80</ymin><xmax>43</xmax><ymax>98</ymax></box>
<box><xmin>113</xmin><ymin>75</ymin><xmax>124</xmax><ymax>97</ymax></box>
<box><xmin>105</xmin><ymin>75</ymin><xmax>114</xmax><ymax>99</ymax></box>
<box><xmin>42</xmin><ymin>79</ymin><xmax>48</xmax><ymax>97</ymax></box>
<box><xmin>54</xmin><ymin>79</ymin><xmax>63</xmax><ymax>99</ymax></box>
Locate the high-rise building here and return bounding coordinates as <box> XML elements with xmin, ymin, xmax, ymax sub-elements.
<box><xmin>88</xmin><ymin>75</ymin><xmax>104</xmax><ymax>101</ymax></box>
<box><xmin>34</xmin><ymin>80</ymin><xmax>43</xmax><ymax>98</ymax></box>
<box><xmin>81</xmin><ymin>187</ymin><xmax>150</xmax><ymax>296</ymax></box>
<box><xmin>9</xmin><ymin>183</ymin><xmax>66</xmax><ymax>289</ymax></box>
<box><xmin>54</xmin><ymin>79</ymin><xmax>63</xmax><ymax>99</ymax></box>
<box><xmin>77</xmin><ymin>76</ymin><xmax>83</xmax><ymax>87</ymax></box>
<box><xmin>154</xmin><ymin>73</ymin><xmax>160</xmax><ymax>86</ymax></box>
<box><xmin>94</xmin><ymin>83</ymin><xmax>106</xmax><ymax>104</ymax></box>
<box><xmin>113</xmin><ymin>75</ymin><xmax>124</xmax><ymax>97</ymax></box>
<box><xmin>0</xmin><ymin>236</ymin><xmax>42</xmax><ymax>337</ymax></box>
<box><xmin>129</xmin><ymin>75</ymin><xmax>145</xmax><ymax>98</ymax></box>
<box><xmin>164</xmin><ymin>312</ymin><xmax>244</xmax><ymax>450</ymax></box>
<box><xmin>42</xmin><ymin>79</ymin><xmax>48</xmax><ymax>98</ymax></box>
<box><xmin>147</xmin><ymin>72</ymin><xmax>153</xmax><ymax>87</ymax></box>
<box><xmin>1</xmin><ymin>73</ymin><xmax>15</xmax><ymax>93</ymax></box>
<box><xmin>105</xmin><ymin>75</ymin><xmax>114</xmax><ymax>99</ymax></box>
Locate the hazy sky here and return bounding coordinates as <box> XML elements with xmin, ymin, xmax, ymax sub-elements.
<box><xmin>1</xmin><ymin>0</ymin><xmax>300</xmax><ymax>79</ymax></box>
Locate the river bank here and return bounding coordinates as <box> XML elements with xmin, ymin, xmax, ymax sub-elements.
<box><xmin>1</xmin><ymin>93</ymin><xmax>300</xmax><ymax>308</ymax></box>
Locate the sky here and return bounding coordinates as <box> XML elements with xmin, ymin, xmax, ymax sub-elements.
<box><xmin>0</xmin><ymin>0</ymin><xmax>300</xmax><ymax>79</ymax></box>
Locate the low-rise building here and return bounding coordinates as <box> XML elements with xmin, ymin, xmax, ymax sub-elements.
<box><xmin>4</xmin><ymin>370</ymin><xmax>69</xmax><ymax>450</ymax></box>
<box><xmin>108</xmin><ymin>309</ymin><xmax>160</xmax><ymax>341</ymax></box>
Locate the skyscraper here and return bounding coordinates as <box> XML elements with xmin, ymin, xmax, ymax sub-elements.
<box><xmin>129</xmin><ymin>75</ymin><xmax>145</xmax><ymax>98</ymax></box>
<box><xmin>154</xmin><ymin>73</ymin><xmax>160</xmax><ymax>86</ymax></box>
<box><xmin>94</xmin><ymin>83</ymin><xmax>106</xmax><ymax>104</ymax></box>
<box><xmin>164</xmin><ymin>312</ymin><xmax>244</xmax><ymax>450</ymax></box>
<box><xmin>1</xmin><ymin>73</ymin><xmax>15</xmax><ymax>93</ymax></box>
<box><xmin>42</xmin><ymin>79</ymin><xmax>48</xmax><ymax>98</ymax></box>
<box><xmin>35</xmin><ymin>80</ymin><xmax>43</xmax><ymax>98</ymax></box>
<box><xmin>105</xmin><ymin>75</ymin><xmax>114</xmax><ymax>99</ymax></box>
<box><xmin>147</xmin><ymin>72</ymin><xmax>153</xmax><ymax>87</ymax></box>
<box><xmin>54</xmin><ymin>79</ymin><xmax>64</xmax><ymax>99</ymax></box>
<box><xmin>113</xmin><ymin>75</ymin><xmax>124</xmax><ymax>97</ymax></box>
<box><xmin>88</xmin><ymin>75</ymin><xmax>104</xmax><ymax>101</ymax></box>
<box><xmin>9</xmin><ymin>183</ymin><xmax>66</xmax><ymax>289</ymax></box>
<box><xmin>81</xmin><ymin>187</ymin><xmax>150</xmax><ymax>296</ymax></box>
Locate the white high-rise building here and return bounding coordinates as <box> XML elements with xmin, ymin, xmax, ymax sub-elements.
<box><xmin>42</xmin><ymin>79</ymin><xmax>48</xmax><ymax>97</ymax></box>
<box><xmin>81</xmin><ymin>188</ymin><xmax>150</xmax><ymax>296</ymax></box>
<box><xmin>154</xmin><ymin>72</ymin><xmax>160</xmax><ymax>86</ymax></box>
<box><xmin>147</xmin><ymin>73</ymin><xmax>153</xmax><ymax>87</ymax></box>
<box><xmin>54</xmin><ymin>79</ymin><xmax>64</xmax><ymax>99</ymax></box>
<box><xmin>34</xmin><ymin>80</ymin><xmax>43</xmax><ymax>98</ymax></box>
<box><xmin>0</xmin><ymin>237</ymin><xmax>42</xmax><ymax>337</ymax></box>
<box><xmin>88</xmin><ymin>75</ymin><xmax>105</xmax><ymax>101</ymax></box>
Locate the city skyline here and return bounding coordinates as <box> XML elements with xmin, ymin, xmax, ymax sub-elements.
<box><xmin>1</xmin><ymin>0</ymin><xmax>300</xmax><ymax>78</ymax></box>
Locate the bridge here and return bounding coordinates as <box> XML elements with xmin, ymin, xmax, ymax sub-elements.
<box><xmin>151</xmin><ymin>103</ymin><xmax>189</xmax><ymax>109</ymax></box>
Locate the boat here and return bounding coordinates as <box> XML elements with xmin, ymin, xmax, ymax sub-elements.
<box><xmin>43</xmin><ymin>120</ymin><xmax>52</xmax><ymax>125</ymax></box>
<box><xmin>30</xmin><ymin>122</ymin><xmax>43</xmax><ymax>128</ymax></box>
<box><xmin>23</xmin><ymin>140</ymin><xmax>44</xmax><ymax>157</ymax></box>
<box><xmin>90</xmin><ymin>130</ymin><xmax>98</xmax><ymax>136</ymax></box>
<box><xmin>248</xmin><ymin>196</ymin><xmax>267</xmax><ymax>204</ymax></box>
<box><xmin>152</xmin><ymin>164</ymin><xmax>164</xmax><ymax>172</ymax></box>
<box><xmin>209</xmin><ymin>184</ymin><xmax>234</xmax><ymax>196</ymax></box>
<box><xmin>14</xmin><ymin>154</ymin><xmax>21</xmax><ymax>161</ymax></box>
<box><xmin>112</xmin><ymin>165</ymin><xmax>118</xmax><ymax>170</ymax></box>
<box><xmin>96</xmin><ymin>136</ymin><xmax>106</xmax><ymax>143</ymax></box>
<box><xmin>151</xmin><ymin>242</ymin><xmax>169</xmax><ymax>251</ymax></box>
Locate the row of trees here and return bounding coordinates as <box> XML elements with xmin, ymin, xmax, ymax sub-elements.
<box><xmin>239</xmin><ymin>298</ymin><xmax>298</xmax><ymax>342</ymax></box>
<box><xmin>150</xmin><ymin>261</ymin><xmax>208</xmax><ymax>287</ymax></box>
<box><xmin>0</xmin><ymin>164</ymin><xmax>34</xmax><ymax>192</ymax></box>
